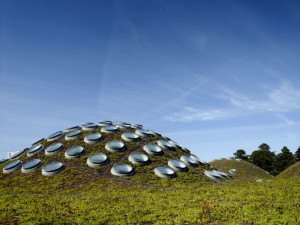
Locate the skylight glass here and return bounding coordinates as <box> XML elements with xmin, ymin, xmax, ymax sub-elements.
<box><xmin>154</xmin><ymin>166</ymin><xmax>176</xmax><ymax>178</ymax></box>
<box><xmin>128</xmin><ymin>152</ymin><xmax>150</xmax><ymax>165</ymax></box>
<box><xmin>157</xmin><ymin>140</ymin><xmax>173</xmax><ymax>150</ymax></box>
<box><xmin>105</xmin><ymin>140</ymin><xmax>125</xmax><ymax>153</ymax></box>
<box><xmin>65</xmin><ymin>146</ymin><xmax>85</xmax><ymax>159</ymax></box>
<box><xmin>21</xmin><ymin>159</ymin><xmax>42</xmax><ymax>173</ymax></box>
<box><xmin>111</xmin><ymin>164</ymin><xmax>134</xmax><ymax>177</ymax></box>
<box><xmin>180</xmin><ymin>155</ymin><xmax>198</xmax><ymax>167</ymax></box>
<box><xmin>84</xmin><ymin>133</ymin><xmax>103</xmax><ymax>144</ymax></box>
<box><xmin>42</xmin><ymin>162</ymin><xmax>64</xmax><ymax>176</ymax></box>
<box><xmin>65</xmin><ymin>130</ymin><xmax>82</xmax><ymax>140</ymax></box>
<box><xmin>143</xmin><ymin>143</ymin><xmax>163</xmax><ymax>156</ymax></box>
<box><xmin>66</xmin><ymin>126</ymin><xmax>81</xmax><ymax>132</ymax></box>
<box><xmin>27</xmin><ymin>144</ymin><xmax>45</xmax><ymax>157</ymax></box>
<box><xmin>168</xmin><ymin>159</ymin><xmax>188</xmax><ymax>172</ymax></box>
<box><xmin>10</xmin><ymin>149</ymin><xmax>26</xmax><ymax>159</ymax></box>
<box><xmin>121</xmin><ymin>132</ymin><xmax>140</xmax><ymax>142</ymax></box>
<box><xmin>45</xmin><ymin>143</ymin><xmax>64</xmax><ymax>155</ymax></box>
<box><xmin>135</xmin><ymin>129</ymin><xmax>152</xmax><ymax>137</ymax></box>
<box><xmin>47</xmin><ymin>131</ymin><xmax>64</xmax><ymax>141</ymax></box>
<box><xmin>98</xmin><ymin>121</ymin><xmax>112</xmax><ymax>126</ymax></box>
<box><xmin>101</xmin><ymin>125</ymin><xmax>119</xmax><ymax>133</ymax></box>
<box><xmin>3</xmin><ymin>160</ymin><xmax>22</xmax><ymax>174</ymax></box>
<box><xmin>82</xmin><ymin>123</ymin><xmax>99</xmax><ymax>131</ymax></box>
<box><xmin>87</xmin><ymin>153</ymin><xmax>109</xmax><ymax>168</ymax></box>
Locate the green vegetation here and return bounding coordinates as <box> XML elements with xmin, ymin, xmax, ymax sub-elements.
<box><xmin>1</xmin><ymin>129</ymin><xmax>299</xmax><ymax>224</ymax></box>
<box><xmin>277</xmin><ymin>161</ymin><xmax>300</xmax><ymax>180</ymax></box>
<box><xmin>209</xmin><ymin>159</ymin><xmax>273</xmax><ymax>180</ymax></box>
<box><xmin>0</xmin><ymin>179</ymin><xmax>299</xmax><ymax>224</ymax></box>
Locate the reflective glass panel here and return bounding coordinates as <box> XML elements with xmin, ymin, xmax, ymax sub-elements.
<box><xmin>43</xmin><ymin>162</ymin><xmax>63</xmax><ymax>172</ymax></box>
<box><xmin>4</xmin><ymin>160</ymin><xmax>21</xmax><ymax>170</ymax></box>
<box><xmin>22</xmin><ymin>159</ymin><xmax>42</xmax><ymax>170</ymax></box>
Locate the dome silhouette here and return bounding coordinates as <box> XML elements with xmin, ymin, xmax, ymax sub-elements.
<box><xmin>0</xmin><ymin>121</ymin><xmax>233</xmax><ymax>190</ymax></box>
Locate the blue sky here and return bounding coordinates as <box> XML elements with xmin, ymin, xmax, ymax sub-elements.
<box><xmin>1</xmin><ymin>0</ymin><xmax>300</xmax><ymax>161</ymax></box>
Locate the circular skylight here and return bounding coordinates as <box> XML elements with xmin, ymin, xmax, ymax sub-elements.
<box><xmin>212</xmin><ymin>170</ymin><xmax>229</xmax><ymax>179</ymax></box>
<box><xmin>168</xmin><ymin>159</ymin><xmax>188</xmax><ymax>172</ymax></box>
<box><xmin>45</xmin><ymin>143</ymin><xmax>64</xmax><ymax>155</ymax></box>
<box><xmin>84</xmin><ymin>133</ymin><xmax>103</xmax><ymax>144</ymax></box>
<box><xmin>105</xmin><ymin>140</ymin><xmax>125</xmax><ymax>153</ymax></box>
<box><xmin>143</xmin><ymin>143</ymin><xmax>163</xmax><ymax>156</ymax></box>
<box><xmin>181</xmin><ymin>146</ymin><xmax>190</xmax><ymax>153</ymax></box>
<box><xmin>135</xmin><ymin>129</ymin><xmax>152</xmax><ymax>137</ymax></box>
<box><xmin>65</xmin><ymin>130</ymin><xmax>82</xmax><ymax>140</ymax></box>
<box><xmin>149</xmin><ymin>130</ymin><xmax>161</xmax><ymax>137</ymax></box>
<box><xmin>101</xmin><ymin>125</ymin><xmax>119</xmax><ymax>134</ymax></box>
<box><xmin>128</xmin><ymin>152</ymin><xmax>150</xmax><ymax>165</ymax></box>
<box><xmin>82</xmin><ymin>123</ymin><xmax>99</xmax><ymax>131</ymax></box>
<box><xmin>82</xmin><ymin>122</ymin><xmax>94</xmax><ymax>126</ymax></box>
<box><xmin>116</xmin><ymin>122</ymin><xmax>131</xmax><ymax>129</ymax></box>
<box><xmin>10</xmin><ymin>149</ymin><xmax>26</xmax><ymax>160</ymax></box>
<box><xmin>111</xmin><ymin>164</ymin><xmax>134</xmax><ymax>177</ymax></box>
<box><xmin>98</xmin><ymin>121</ymin><xmax>112</xmax><ymax>126</ymax></box>
<box><xmin>42</xmin><ymin>162</ymin><xmax>64</xmax><ymax>176</ymax></box>
<box><xmin>154</xmin><ymin>166</ymin><xmax>176</xmax><ymax>178</ymax></box>
<box><xmin>131</xmin><ymin>124</ymin><xmax>143</xmax><ymax>129</ymax></box>
<box><xmin>3</xmin><ymin>160</ymin><xmax>22</xmax><ymax>174</ymax></box>
<box><xmin>66</xmin><ymin>126</ymin><xmax>81</xmax><ymax>132</ymax></box>
<box><xmin>65</xmin><ymin>146</ymin><xmax>85</xmax><ymax>159</ymax></box>
<box><xmin>27</xmin><ymin>144</ymin><xmax>45</xmax><ymax>157</ymax></box>
<box><xmin>47</xmin><ymin>131</ymin><xmax>64</xmax><ymax>142</ymax></box>
<box><xmin>190</xmin><ymin>155</ymin><xmax>206</xmax><ymax>166</ymax></box>
<box><xmin>87</xmin><ymin>153</ymin><xmax>109</xmax><ymax>168</ymax></box>
<box><xmin>168</xmin><ymin>140</ymin><xmax>180</xmax><ymax>149</ymax></box>
<box><xmin>204</xmin><ymin>170</ymin><xmax>222</xmax><ymax>180</ymax></box>
<box><xmin>32</xmin><ymin>138</ymin><xmax>45</xmax><ymax>146</ymax></box>
<box><xmin>21</xmin><ymin>159</ymin><xmax>42</xmax><ymax>173</ymax></box>
<box><xmin>180</xmin><ymin>155</ymin><xmax>198</xmax><ymax>167</ymax></box>
<box><xmin>229</xmin><ymin>169</ymin><xmax>236</xmax><ymax>174</ymax></box>
<box><xmin>157</xmin><ymin>140</ymin><xmax>174</xmax><ymax>150</ymax></box>
<box><xmin>121</xmin><ymin>132</ymin><xmax>140</xmax><ymax>142</ymax></box>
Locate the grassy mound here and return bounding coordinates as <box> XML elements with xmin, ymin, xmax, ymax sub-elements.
<box><xmin>209</xmin><ymin>158</ymin><xmax>273</xmax><ymax>180</ymax></box>
<box><xmin>277</xmin><ymin>161</ymin><xmax>300</xmax><ymax>180</ymax></box>
<box><xmin>0</xmin><ymin>125</ymin><xmax>214</xmax><ymax>192</ymax></box>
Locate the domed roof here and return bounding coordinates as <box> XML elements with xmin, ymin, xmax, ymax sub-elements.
<box><xmin>0</xmin><ymin>120</ymin><xmax>228</xmax><ymax>190</ymax></box>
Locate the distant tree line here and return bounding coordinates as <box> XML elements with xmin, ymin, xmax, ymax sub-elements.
<box><xmin>233</xmin><ymin>143</ymin><xmax>300</xmax><ymax>176</ymax></box>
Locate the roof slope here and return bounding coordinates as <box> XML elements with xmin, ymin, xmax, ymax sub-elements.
<box><xmin>0</xmin><ymin>122</ymin><xmax>215</xmax><ymax>192</ymax></box>
<box><xmin>209</xmin><ymin>158</ymin><xmax>273</xmax><ymax>180</ymax></box>
<box><xmin>277</xmin><ymin>161</ymin><xmax>300</xmax><ymax>180</ymax></box>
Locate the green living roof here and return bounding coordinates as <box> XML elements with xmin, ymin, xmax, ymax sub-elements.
<box><xmin>0</xmin><ymin>121</ymin><xmax>235</xmax><ymax>191</ymax></box>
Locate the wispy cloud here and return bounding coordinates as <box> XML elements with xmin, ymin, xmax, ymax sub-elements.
<box><xmin>163</xmin><ymin>81</ymin><xmax>300</xmax><ymax>123</ymax></box>
<box><xmin>220</xmin><ymin>81</ymin><xmax>300</xmax><ymax>112</ymax></box>
<box><xmin>163</xmin><ymin>107</ymin><xmax>230</xmax><ymax>122</ymax></box>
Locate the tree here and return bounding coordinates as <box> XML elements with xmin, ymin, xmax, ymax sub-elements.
<box><xmin>258</xmin><ymin>143</ymin><xmax>271</xmax><ymax>152</ymax></box>
<box><xmin>295</xmin><ymin>147</ymin><xmax>300</xmax><ymax>161</ymax></box>
<box><xmin>249</xmin><ymin>143</ymin><xmax>276</xmax><ymax>175</ymax></box>
<box><xmin>233</xmin><ymin>149</ymin><xmax>249</xmax><ymax>161</ymax></box>
<box><xmin>275</xmin><ymin>146</ymin><xmax>295</xmax><ymax>175</ymax></box>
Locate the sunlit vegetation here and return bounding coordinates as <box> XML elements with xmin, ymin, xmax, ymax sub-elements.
<box><xmin>0</xmin><ymin>179</ymin><xmax>299</xmax><ymax>224</ymax></box>
<box><xmin>209</xmin><ymin>159</ymin><xmax>273</xmax><ymax>180</ymax></box>
<box><xmin>1</xmin><ymin>127</ymin><xmax>299</xmax><ymax>223</ymax></box>
<box><xmin>277</xmin><ymin>161</ymin><xmax>300</xmax><ymax>180</ymax></box>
